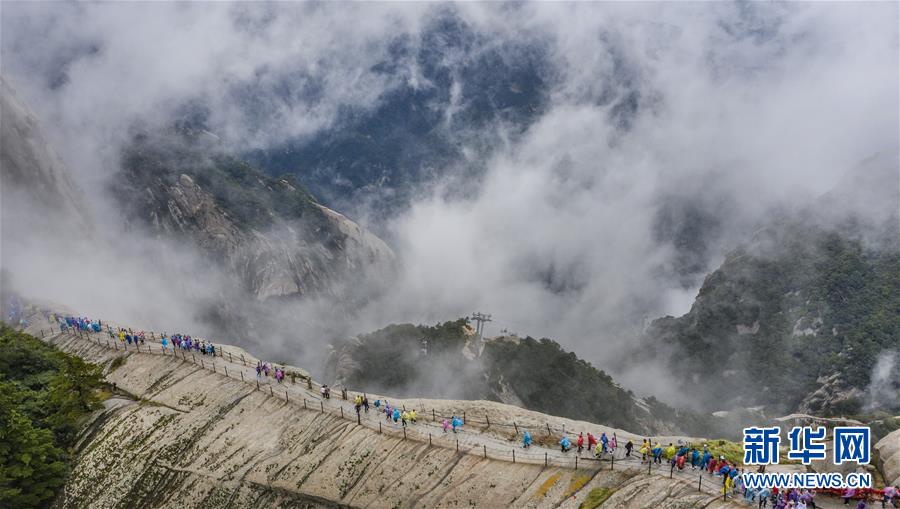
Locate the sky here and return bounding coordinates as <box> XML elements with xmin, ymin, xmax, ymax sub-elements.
<box><xmin>2</xmin><ymin>2</ymin><xmax>898</xmax><ymax>398</ymax></box>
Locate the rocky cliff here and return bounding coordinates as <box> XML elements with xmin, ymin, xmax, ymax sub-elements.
<box><xmin>23</xmin><ymin>314</ymin><xmax>743</xmax><ymax>509</ymax></box>
<box><xmin>0</xmin><ymin>76</ymin><xmax>90</xmax><ymax>238</ymax></box>
<box><xmin>639</xmin><ymin>155</ymin><xmax>900</xmax><ymax>416</ymax></box>
<box><xmin>115</xmin><ymin>130</ymin><xmax>395</xmax><ymax>303</ymax></box>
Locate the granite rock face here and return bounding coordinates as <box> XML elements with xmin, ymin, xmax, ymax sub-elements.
<box><xmin>36</xmin><ymin>323</ymin><xmax>741</xmax><ymax>509</ymax></box>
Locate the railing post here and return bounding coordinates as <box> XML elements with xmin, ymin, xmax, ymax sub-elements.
<box><xmin>514</xmin><ymin>422</ymin><xmax>518</xmax><ymax>435</ymax></box>
<box><xmin>512</xmin><ymin>449</ymin><xmax>516</xmax><ymax>463</ymax></box>
<box><xmin>286</xmin><ymin>390</ymin><xmax>289</xmax><ymax>402</ymax></box>
<box><xmin>483</xmin><ymin>445</ymin><xmax>487</xmax><ymax>458</ymax></box>
<box><xmin>433</xmin><ymin>409</ymin><xmax>435</xmax><ymax>421</ymax></box>
<box><xmin>357</xmin><ymin>410</ymin><xmax>360</xmax><ymax>425</ymax></box>
<box><xmin>611</xmin><ymin>454</ymin><xmax>614</xmax><ymax>470</ymax></box>
<box><xmin>456</xmin><ymin>439</ymin><xmax>459</xmax><ymax>453</ymax></box>
<box><xmin>340</xmin><ymin>407</ymin><xmax>343</xmax><ymax>419</ymax></box>
<box><xmin>698</xmin><ymin>474</ymin><xmax>702</xmax><ymax>492</ymax></box>
<box><xmin>403</xmin><ymin>427</ymin><xmax>407</xmax><ymax>440</ymax></box>
<box><xmin>546</xmin><ymin>423</ymin><xmax>551</xmax><ymax>435</ymax></box>
<box><xmin>320</xmin><ymin>401</ymin><xmax>324</xmax><ymax>412</ymax></box>
<box><xmin>229</xmin><ymin>352</ymin><xmax>233</xmax><ymax>362</ymax></box>
<box><xmin>224</xmin><ymin>366</ymin><xmax>228</xmax><ymax>377</ymax></box>
<box><xmin>545</xmin><ymin>452</ymin><xmax>548</xmax><ymax>467</ymax></box>
<box><xmin>429</xmin><ymin>433</ymin><xmax>432</xmax><ymax>446</ymax></box>
<box><xmin>648</xmin><ymin>461</ymin><xmax>651</xmax><ymax>475</ymax></box>
<box><xmin>379</xmin><ymin>421</ymin><xmax>382</xmax><ymax>434</ymax></box>
<box><xmin>303</xmin><ymin>398</ymin><xmax>307</xmax><ymax>409</ymax></box>
<box><xmin>269</xmin><ymin>386</ymin><xmax>273</xmax><ymax>396</ymax></box>
<box><xmin>240</xmin><ymin>371</ymin><xmax>244</xmax><ymax>382</ymax></box>
<box><xmin>256</xmin><ymin>380</ymin><xmax>260</xmax><ymax>391</ymax></box>
<box><xmin>576</xmin><ymin>456</ymin><xmax>578</xmax><ymax>469</ymax></box>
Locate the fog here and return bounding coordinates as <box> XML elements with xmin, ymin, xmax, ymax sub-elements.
<box><xmin>1</xmin><ymin>2</ymin><xmax>898</xmax><ymax>400</ymax></box>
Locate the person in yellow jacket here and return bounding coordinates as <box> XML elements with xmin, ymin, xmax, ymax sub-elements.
<box><xmin>409</xmin><ymin>409</ymin><xmax>417</xmax><ymax>423</ymax></box>
<box><xmin>400</xmin><ymin>411</ymin><xmax>409</xmax><ymax>427</ymax></box>
<box><xmin>640</xmin><ymin>439</ymin><xmax>650</xmax><ymax>462</ymax></box>
<box><xmin>119</xmin><ymin>330</ymin><xmax>125</xmax><ymax>342</ymax></box>
<box><xmin>594</xmin><ymin>442</ymin><xmax>603</xmax><ymax>457</ymax></box>
<box><xmin>665</xmin><ymin>443</ymin><xmax>676</xmax><ymax>461</ymax></box>
<box><xmin>722</xmin><ymin>473</ymin><xmax>733</xmax><ymax>497</ymax></box>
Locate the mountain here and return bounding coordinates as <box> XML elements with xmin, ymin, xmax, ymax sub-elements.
<box><xmin>325</xmin><ymin>319</ymin><xmax>712</xmax><ymax>435</ymax></box>
<box><xmin>0</xmin><ymin>76</ymin><xmax>90</xmax><ymax>237</ymax></box>
<box><xmin>245</xmin><ymin>10</ymin><xmax>552</xmax><ymax>222</ymax></box>
<box><xmin>113</xmin><ymin>129</ymin><xmax>396</xmax><ymax>304</ymax></box>
<box><xmin>640</xmin><ymin>155</ymin><xmax>900</xmax><ymax>416</ymax></box>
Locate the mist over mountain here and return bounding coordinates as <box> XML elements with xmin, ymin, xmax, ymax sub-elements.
<box><xmin>2</xmin><ymin>2</ymin><xmax>898</xmax><ymax>418</ymax></box>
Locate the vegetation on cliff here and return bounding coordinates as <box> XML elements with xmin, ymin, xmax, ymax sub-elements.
<box><xmin>645</xmin><ymin>223</ymin><xmax>900</xmax><ymax>415</ymax></box>
<box><xmin>332</xmin><ymin>320</ymin><xmax>653</xmax><ymax>432</ymax></box>
<box><xmin>0</xmin><ymin>326</ymin><xmax>103</xmax><ymax>508</ymax></box>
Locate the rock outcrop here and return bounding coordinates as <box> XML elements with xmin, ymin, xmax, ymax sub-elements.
<box><xmin>0</xmin><ymin>76</ymin><xmax>91</xmax><ymax>235</ymax></box>
<box><xmin>116</xmin><ymin>131</ymin><xmax>396</xmax><ymax>303</ymax></box>
<box><xmin>877</xmin><ymin>428</ymin><xmax>900</xmax><ymax>488</ymax></box>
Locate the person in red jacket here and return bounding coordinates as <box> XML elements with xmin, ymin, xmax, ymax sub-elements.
<box><xmin>587</xmin><ymin>433</ymin><xmax>598</xmax><ymax>450</ymax></box>
<box><xmin>577</xmin><ymin>433</ymin><xmax>584</xmax><ymax>453</ymax></box>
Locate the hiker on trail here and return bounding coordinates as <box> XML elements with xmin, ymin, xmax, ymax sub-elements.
<box><xmin>362</xmin><ymin>395</ymin><xmax>369</xmax><ymax>413</ymax></box>
<box><xmin>843</xmin><ymin>488</ymin><xmax>857</xmax><ymax>505</ymax></box>
<box><xmin>256</xmin><ymin>363</ymin><xmax>263</xmax><ymax>380</ymax></box>
<box><xmin>883</xmin><ymin>485</ymin><xmax>898</xmax><ymax>508</ymax></box>
<box><xmin>523</xmin><ymin>430</ymin><xmax>532</xmax><ymax>448</ymax></box>
<box><xmin>442</xmin><ymin>419</ymin><xmax>450</xmax><ymax>434</ymax></box>
<box><xmin>665</xmin><ymin>443</ymin><xmax>676</xmax><ymax>461</ymax></box>
<box><xmin>758</xmin><ymin>488</ymin><xmax>771</xmax><ymax>508</ymax></box>
<box><xmin>640</xmin><ymin>439</ymin><xmax>649</xmax><ymax>462</ymax></box>
<box><xmin>625</xmin><ymin>439</ymin><xmax>633</xmax><ymax>457</ymax></box>
<box><xmin>392</xmin><ymin>408</ymin><xmax>401</xmax><ymax>423</ymax></box>
<box><xmin>587</xmin><ymin>432</ymin><xmax>597</xmax><ymax>452</ymax></box>
<box><xmin>385</xmin><ymin>404</ymin><xmax>392</xmax><ymax>422</ymax></box>
<box><xmin>451</xmin><ymin>416</ymin><xmax>462</xmax><ymax>433</ymax></box>
<box><xmin>701</xmin><ymin>448</ymin><xmax>711</xmax><ymax>470</ymax></box>
<box><xmin>690</xmin><ymin>448</ymin><xmax>700</xmax><ymax>469</ymax></box>
<box><xmin>321</xmin><ymin>384</ymin><xmax>328</xmax><ymax>399</ymax></box>
<box><xmin>577</xmin><ymin>432</ymin><xmax>584</xmax><ymax>453</ymax></box>
<box><xmin>161</xmin><ymin>336</ymin><xmax>169</xmax><ymax>351</ymax></box>
<box><xmin>799</xmin><ymin>489</ymin><xmax>816</xmax><ymax>509</ymax></box>
<box><xmin>374</xmin><ymin>399</ymin><xmax>381</xmax><ymax>410</ymax></box>
<box><xmin>401</xmin><ymin>411</ymin><xmax>409</xmax><ymax>427</ymax></box>
<box><xmin>560</xmin><ymin>436</ymin><xmax>571</xmax><ymax>452</ymax></box>
<box><xmin>594</xmin><ymin>441</ymin><xmax>603</xmax><ymax>457</ymax></box>
<box><xmin>276</xmin><ymin>369</ymin><xmax>284</xmax><ymax>384</ymax></box>
<box><xmin>409</xmin><ymin>409</ymin><xmax>417</xmax><ymax>423</ymax></box>
<box><xmin>723</xmin><ymin>474</ymin><xmax>734</xmax><ymax>498</ymax></box>
<box><xmin>652</xmin><ymin>443</ymin><xmax>663</xmax><ymax>464</ymax></box>
<box><xmin>610</xmin><ymin>433</ymin><xmax>617</xmax><ymax>452</ymax></box>
<box><xmin>601</xmin><ymin>432</ymin><xmax>609</xmax><ymax>454</ymax></box>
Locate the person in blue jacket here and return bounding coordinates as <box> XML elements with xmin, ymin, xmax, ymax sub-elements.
<box><xmin>523</xmin><ymin>431</ymin><xmax>532</xmax><ymax>448</ymax></box>
<box><xmin>560</xmin><ymin>436</ymin><xmax>571</xmax><ymax>452</ymax></box>
<box><xmin>451</xmin><ymin>416</ymin><xmax>463</xmax><ymax>433</ymax></box>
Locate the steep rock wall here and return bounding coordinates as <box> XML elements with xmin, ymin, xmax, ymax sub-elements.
<box><xmin>37</xmin><ymin>328</ymin><xmax>741</xmax><ymax>509</ymax></box>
